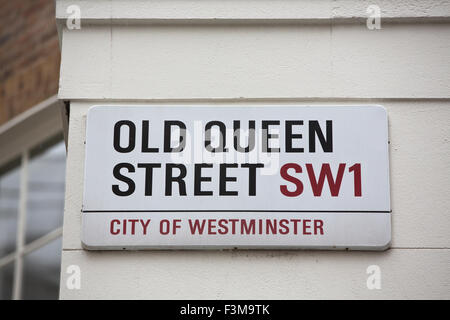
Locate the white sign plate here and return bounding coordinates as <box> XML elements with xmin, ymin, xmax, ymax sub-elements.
<box><xmin>82</xmin><ymin>105</ymin><xmax>391</xmax><ymax>250</ymax></box>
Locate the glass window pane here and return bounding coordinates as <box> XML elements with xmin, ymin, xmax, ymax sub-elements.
<box><xmin>0</xmin><ymin>159</ymin><xmax>20</xmax><ymax>256</ymax></box>
<box><xmin>22</xmin><ymin>237</ymin><xmax>62</xmax><ymax>300</ymax></box>
<box><xmin>26</xmin><ymin>139</ymin><xmax>66</xmax><ymax>244</ymax></box>
<box><xmin>0</xmin><ymin>262</ymin><xmax>14</xmax><ymax>300</ymax></box>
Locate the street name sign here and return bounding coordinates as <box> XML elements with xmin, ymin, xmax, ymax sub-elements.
<box><xmin>81</xmin><ymin>105</ymin><xmax>391</xmax><ymax>250</ymax></box>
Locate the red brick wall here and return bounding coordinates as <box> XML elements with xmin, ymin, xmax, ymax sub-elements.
<box><xmin>0</xmin><ymin>0</ymin><xmax>60</xmax><ymax>125</ymax></box>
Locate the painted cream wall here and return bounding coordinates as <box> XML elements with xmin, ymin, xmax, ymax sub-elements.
<box><xmin>57</xmin><ymin>0</ymin><xmax>450</xmax><ymax>299</ymax></box>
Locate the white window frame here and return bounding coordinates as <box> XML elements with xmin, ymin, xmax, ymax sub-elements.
<box><xmin>0</xmin><ymin>95</ymin><xmax>67</xmax><ymax>300</ymax></box>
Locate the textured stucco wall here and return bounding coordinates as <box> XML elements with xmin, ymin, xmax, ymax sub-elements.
<box><xmin>57</xmin><ymin>0</ymin><xmax>450</xmax><ymax>299</ymax></box>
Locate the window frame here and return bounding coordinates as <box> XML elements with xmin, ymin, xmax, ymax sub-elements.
<box><xmin>0</xmin><ymin>95</ymin><xmax>67</xmax><ymax>300</ymax></box>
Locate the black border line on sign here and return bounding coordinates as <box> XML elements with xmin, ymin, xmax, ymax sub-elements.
<box><xmin>82</xmin><ymin>210</ymin><xmax>391</xmax><ymax>213</ymax></box>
